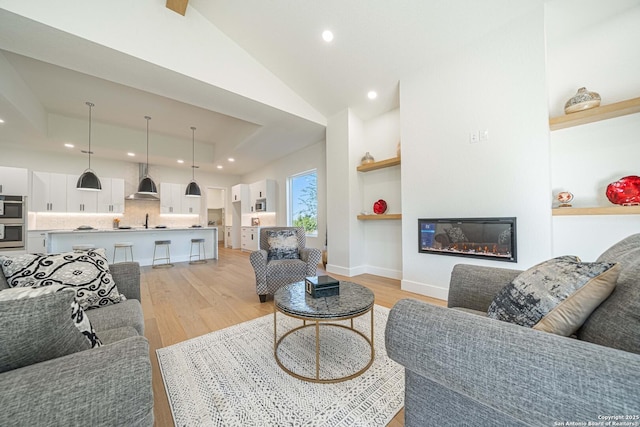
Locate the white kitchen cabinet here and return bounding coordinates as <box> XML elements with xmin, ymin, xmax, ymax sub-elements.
<box><xmin>97</xmin><ymin>178</ymin><xmax>125</xmax><ymax>214</ymax></box>
<box><xmin>241</xmin><ymin>226</ymin><xmax>259</xmax><ymax>252</ymax></box>
<box><xmin>181</xmin><ymin>193</ymin><xmax>201</xmax><ymax>215</ymax></box>
<box><xmin>249</xmin><ymin>179</ymin><xmax>276</xmax><ymax>212</ymax></box>
<box><xmin>231</xmin><ymin>183</ymin><xmax>249</xmax><ymax>203</ymax></box>
<box><xmin>27</xmin><ymin>230</ymin><xmax>48</xmax><ymax>253</ymax></box>
<box><xmin>225</xmin><ymin>226</ymin><xmax>232</xmax><ymax>248</ymax></box>
<box><xmin>160</xmin><ymin>182</ymin><xmax>183</xmax><ymax>214</ymax></box>
<box><xmin>0</xmin><ymin>166</ymin><xmax>28</xmax><ymax>196</ymax></box>
<box><xmin>66</xmin><ymin>175</ymin><xmax>98</xmax><ymax>213</ymax></box>
<box><xmin>31</xmin><ymin>171</ymin><xmax>68</xmax><ymax>212</ymax></box>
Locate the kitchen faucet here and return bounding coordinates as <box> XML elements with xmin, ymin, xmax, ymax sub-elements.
<box><xmin>144</xmin><ymin>213</ymin><xmax>149</xmax><ymax>229</ymax></box>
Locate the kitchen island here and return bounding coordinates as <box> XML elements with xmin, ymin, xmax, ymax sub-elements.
<box><xmin>47</xmin><ymin>227</ymin><xmax>218</xmax><ymax>266</ymax></box>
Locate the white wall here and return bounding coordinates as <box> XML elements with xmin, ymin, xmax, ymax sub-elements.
<box><xmin>399</xmin><ymin>6</ymin><xmax>551</xmax><ymax>299</ymax></box>
<box><xmin>240</xmin><ymin>139</ymin><xmax>327</xmax><ymax>250</ymax></box>
<box><xmin>547</xmin><ymin>3</ymin><xmax>640</xmax><ymax>261</ymax></box>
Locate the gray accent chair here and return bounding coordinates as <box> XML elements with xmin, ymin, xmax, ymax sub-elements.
<box><xmin>249</xmin><ymin>227</ymin><xmax>322</xmax><ymax>302</ymax></box>
<box><xmin>386</xmin><ymin>234</ymin><xmax>640</xmax><ymax>426</ymax></box>
<box><xmin>0</xmin><ymin>262</ymin><xmax>154</xmax><ymax>427</ymax></box>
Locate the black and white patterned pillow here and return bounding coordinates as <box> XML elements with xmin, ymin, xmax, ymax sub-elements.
<box><xmin>266</xmin><ymin>230</ymin><xmax>299</xmax><ymax>261</ymax></box>
<box><xmin>0</xmin><ymin>284</ymin><xmax>101</xmax><ymax>348</ymax></box>
<box><xmin>487</xmin><ymin>255</ymin><xmax>620</xmax><ymax>336</ymax></box>
<box><xmin>0</xmin><ymin>248</ymin><xmax>126</xmax><ymax>310</ymax></box>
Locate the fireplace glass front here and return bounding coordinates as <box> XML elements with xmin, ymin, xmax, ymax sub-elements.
<box><xmin>418</xmin><ymin>217</ymin><xmax>517</xmax><ymax>262</ymax></box>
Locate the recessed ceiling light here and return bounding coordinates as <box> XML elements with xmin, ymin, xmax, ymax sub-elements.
<box><xmin>227</xmin><ymin>158</ymin><xmax>235</xmax><ymax>162</ymax></box>
<box><xmin>127</xmin><ymin>152</ymin><xmax>135</xmax><ymax>157</ymax></box>
<box><xmin>0</xmin><ymin>118</ymin><xmax>5</xmax><ymax>124</ymax></box>
<box><xmin>322</xmin><ymin>30</ymin><xmax>334</xmax><ymax>42</ymax></box>
<box><xmin>217</xmin><ymin>165</ymin><xmax>223</xmax><ymax>169</ymax></box>
<box><xmin>367</xmin><ymin>91</ymin><xmax>378</xmax><ymax>100</ymax></box>
<box><xmin>64</xmin><ymin>143</ymin><xmax>74</xmax><ymax>148</ymax></box>
<box><xmin>177</xmin><ymin>159</ymin><xmax>184</xmax><ymax>164</ymax></box>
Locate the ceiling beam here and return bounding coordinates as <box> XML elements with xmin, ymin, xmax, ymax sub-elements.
<box><xmin>166</xmin><ymin>0</ymin><xmax>188</xmax><ymax>16</ymax></box>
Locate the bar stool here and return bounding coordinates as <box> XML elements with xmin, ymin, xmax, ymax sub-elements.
<box><xmin>72</xmin><ymin>244</ymin><xmax>95</xmax><ymax>251</ymax></box>
<box><xmin>152</xmin><ymin>240</ymin><xmax>173</xmax><ymax>268</ymax></box>
<box><xmin>189</xmin><ymin>238</ymin><xmax>207</xmax><ymax>264</ymax></box>
<box><xmin>113</xmin><ymin>242</ymin><xmax>134</xmax><ymax>263</ymax></box>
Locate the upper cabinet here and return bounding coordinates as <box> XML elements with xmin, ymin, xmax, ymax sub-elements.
<box><xmin>160</xmin><ymin>182</ymin><xmax>200</xmax><ymax>215</ymax></box>
<box><xmin>97</xmin><ymin>178</ymin><xmax>125</xmax><ymax>214</ymax></box>
<box><xmin>31</xmin><ymin>171</ymin><xmax>68</xmax><ymax>212</ymax></box>
<box><xmin>231</xmin><ymin>183</ymin><xmax>249</xmax><ymax>203</ymax></box>
<box><xmin>249</xmin><ymin>179</ymin><xmax>276</xmax><ymax>212</ymax></box>
<box><xmin>0</xmin><ymin>167</ymin><xmax>28</xmax><ymax>196</ymax></box>
<box><xmin>66</xmin><ymin>175</ymin><xmax>99</xmax><ymax>213</ymax></box>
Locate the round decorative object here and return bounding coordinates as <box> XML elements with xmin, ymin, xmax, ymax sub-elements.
<box><xmin>396</xmin><ymin>141</ymin><xmax>401</xmax><ymax>158</ymax></box>
<box><xmin>373</xmin><ymin>199</ymin><xmax>387</xmax><ymax>214</ymax></box>
<box><xmin>606</xmin><ymin>176</ymin><xmax>640</xmax><ymax>206</ymax></box>
<box><xmin>564</xmin><ymin>87</ymin><xmax>601</xmax><ymax>114</ymax></box>
<box><xmin>557</xmin><ymin>191</ymin><xmax>574</xmax><ymax>207</ymax></box>
<box><xmin>361</xmin><ymin>152</ymin><xmax>374</xmax><ymax>165</ymax></box>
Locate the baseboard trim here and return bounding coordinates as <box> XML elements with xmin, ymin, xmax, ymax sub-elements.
<box><xmin>401</xmin><ymin>279</ymin><xmax>449</xmax><ymax>301</ymax></box>
<box><xmin>364</xmin><ymin>265</ymin><xmax>402</xmax><ymax>280</ymax></box>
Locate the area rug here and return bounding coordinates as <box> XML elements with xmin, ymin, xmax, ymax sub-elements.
<box><xmin>156</xmin><ymin>305</ymin><xmax>404</xmax><ymax>426</ymax></box>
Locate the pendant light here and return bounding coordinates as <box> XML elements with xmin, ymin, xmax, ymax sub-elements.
<box><xmin>137</xmin><ymin>116</ymin><xmax>158</xmax><ymax>194</ymax></box>
<box><xmin>76</xmin><ymin>101</ymin><xmax>102</xmax><ymax>191</ymax></box>
<box><xmin>185</xmin><ymin>126</ymin><xmax>202</xmax><ymax>197</ymax></box>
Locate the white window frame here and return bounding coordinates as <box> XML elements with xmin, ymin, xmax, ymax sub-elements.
<box><xmin>287</xmin><ymin>169</ymin><xmax>318</xmax><ymax>237</ymax></box>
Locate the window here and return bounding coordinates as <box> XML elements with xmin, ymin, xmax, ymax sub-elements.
<box><xmin>288</xmin><ymin>169</ymin><xmax>317</xmax><ymax>236</ymax></box>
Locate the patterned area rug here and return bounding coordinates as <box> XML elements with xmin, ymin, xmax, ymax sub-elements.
<box><xmin>156</xmin><ymin>305</ymin><xmax>404</xmax><ymax>426</ymax></box>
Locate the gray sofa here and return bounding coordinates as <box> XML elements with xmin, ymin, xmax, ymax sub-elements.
<box><xmin>0</xmin><ymin>262</ymin><xmax>154</xmax><ymax>427</ymax></box>
<box><xmin>386</xmin><ymin>234</ymin><xmax>640</xmax><ymax>426</ymax></box>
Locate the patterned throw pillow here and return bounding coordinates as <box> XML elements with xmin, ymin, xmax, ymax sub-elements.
<box><xmin>0</xmin><ymin>248</ymin><xmax>126</xmax><ymax>310</ymax></box>
<box><xmin>487</xmin><ymin>255</ymin><xmax>620</xmax><ymax>336</ymax></box>
<box><xmin>266</xmin><ymin>230</ymin><xmax>299</xmax><ymax>261</ymax></box>
<box><xmin>445</xmin><ymin>227</ymin><xmax>468</xmax><ymax>243</ymax></box>
<box><xmin>0</xmin><ymin>285</ymin><xmax>101</xmax><ymax>348</ymax></box>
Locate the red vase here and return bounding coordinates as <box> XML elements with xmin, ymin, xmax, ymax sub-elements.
<box><xmin>373</xmin><ymin>199</ymin><xmax>387</xmax><ymax>214</ymax></box>
<box><xmin>606</xmin><ymin>176</ymin><xmax>640</xmax><ymax>206</ymax></box>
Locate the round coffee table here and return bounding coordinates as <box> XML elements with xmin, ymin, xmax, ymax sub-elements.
<box><xmin>273</xmin><ymin>280</ymin><xmax>375</xmax><ymax>383</ymax></box>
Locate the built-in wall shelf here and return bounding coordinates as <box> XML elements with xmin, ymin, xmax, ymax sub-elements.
<box><xmin>549</xmin><ymin>96</ymin><xmax>640</xmax><ymax>130</ymax></box>
<box><xmin>357</xmin><ymin>213</ymin><xmax>402</xmax><ymax>220</ymax></box>
<box><xmin>357</xmin><ymin>157</ymin><xmax>401</xmax><ymax>172</ymax></box>
<box><xmin>552</xmin><ymin>205</ymin><xmax>640</xmax><ymax>216</ymax></box>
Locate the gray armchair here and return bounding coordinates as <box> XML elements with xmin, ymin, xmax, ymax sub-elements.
<box><xmin>249</xmin><ymin>227</ymin><xmax>322</xmax><ymax>302</ymax></box>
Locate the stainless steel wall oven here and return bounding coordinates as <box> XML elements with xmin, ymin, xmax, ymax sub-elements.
<box><xmin>0</xmin><ymin>195</ymin><xmax>26</xmax><ymax>250</ymax></box>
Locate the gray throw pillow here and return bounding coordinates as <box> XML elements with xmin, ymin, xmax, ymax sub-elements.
<box><xmin>0</xmin><ymin>287</ymin><xmax>96</xmax><ymax>373</ymax></box>
<box><xmin>487</xmin><ymin>255</ymin><xmax>620</xmax><ymax>336</ymax></box>
<box><xmin>0</xmin><ymin>248</ymin><xmax>126</xmax><ymax>310</ymax></box>
<box><xmin>266</xmin><ymin>230</ymin><xmax>299</xmax><ymax>261</ymax></box>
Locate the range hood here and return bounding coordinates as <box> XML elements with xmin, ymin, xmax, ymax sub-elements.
<box><xmin>126</xmin><ymin>164</ymin><xmax>160</xmax><ymax>201</ymax></box>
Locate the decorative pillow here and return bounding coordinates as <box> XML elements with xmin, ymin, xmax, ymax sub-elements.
<box><xmin>445</xmin><ymin>227</ymin><xmax>468</xmax><ymax>243</ymax></box>
<box><xmin>266</xmin><ymin>230</ymin><xmax>299</xmax><ymax>260</ymax></box>
<box><xmin>0</xmin><ymin>248</ymin><xmax>126</xmax><ymax>310</ymax></box>
<box><xmin>0</xmin><ymin>284</ymin><xmax>101</xmax><ymax>348</ymax></box>
<box><xmin>0</xmin><ymin>286</ymin><xmax>98</xmax><ymax>373</ymax></box>
<box><xmin>487</xmin><ymin>255</ymin><xmax>620</xmax><ymax>336</ymax></box>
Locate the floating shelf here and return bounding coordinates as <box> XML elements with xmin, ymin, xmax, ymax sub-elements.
<box><xmin>552</xmin><ymin>205</ymin><xmax>640</xmax><ymax>216</ymax></box>
<box><xmin>357</xmin><ymin>213</ymin><xmax>402</xmax><ymax>220</ymax></box>
<box><xmin>549</xmin><ymin>96</ymin><xmax>640</xmax><ymax>130</ymax></box>
<box><xmin>357</xmin><ymin>157</ymin><xmax>401</xmax><ymax>172</ymax></box>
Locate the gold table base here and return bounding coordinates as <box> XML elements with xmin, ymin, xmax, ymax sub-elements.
<box><xmin>273</xmin><ymin>306</ymin><xmax>375</xmax><ymax>384</ymax></box>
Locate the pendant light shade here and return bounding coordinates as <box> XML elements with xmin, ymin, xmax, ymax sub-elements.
<box><xmin>185</xmin><ymin>126</ymin><xmax>202</xmax><ymax>197</ymax></box>
<box><xmin>138</xmin><ymin>116</ymin><xmax>158</xmax><ymax>195</ymax></box>
<box><xmin>77</xmin><ymin>101</ymin><xmax>102</xmax><ymax>191</ymax></box>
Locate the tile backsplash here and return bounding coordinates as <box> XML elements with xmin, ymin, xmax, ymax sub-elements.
<box><xmin>29</xmin><ymin>200</ymin><xmax>203</xmax><ymax>230</ymax></box>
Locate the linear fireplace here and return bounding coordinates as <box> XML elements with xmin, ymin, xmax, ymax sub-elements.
<box><xmin>418</xmin><ymin>217</ymin><xmax>517</xmax><ymax>262</ymax></box>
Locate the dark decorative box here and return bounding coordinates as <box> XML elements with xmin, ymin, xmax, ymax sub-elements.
<box><xmin>305</xmin><ymin>275</ymin><xmax>340</xmax><ymax>298</ymax></box>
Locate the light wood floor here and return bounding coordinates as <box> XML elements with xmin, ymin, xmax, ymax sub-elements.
<box><xmin>141</xmin><ymin>244</ymin><xmax>446</xmax><ymax>426</ymax></box>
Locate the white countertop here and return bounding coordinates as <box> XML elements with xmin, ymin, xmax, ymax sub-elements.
<box><xmin>47</xmin><ymin>227</ymin><xmax>215</xmax><ymax>234</ymax></box>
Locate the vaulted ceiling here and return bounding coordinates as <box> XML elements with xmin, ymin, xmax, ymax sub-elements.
<box><xmin>0</xmin><ymin>0</ymin><xmax>634</xmax><ymax>175</ymax></box>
